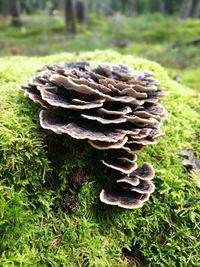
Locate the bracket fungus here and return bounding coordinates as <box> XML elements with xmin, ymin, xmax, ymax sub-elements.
<box><xmin>22</xmin><ymin>61</ymin><xmax>167</xmax><ymax>209</ymax></box>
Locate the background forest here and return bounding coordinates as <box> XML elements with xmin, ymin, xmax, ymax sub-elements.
<box><xmin>0</xmin><ymin>1</ymin><xmax>200</xmax><ymax>267</ymax></box>
<box><xmin>1</xmin><ymin>0</ymin><xmax>200</xmax><ymax>91</ymax></box>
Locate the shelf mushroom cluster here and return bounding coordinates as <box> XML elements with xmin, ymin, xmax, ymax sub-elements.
<box><xmin>22</xmin><ymin>61</ymin><xmax>166</xmax><ymax>209</ymax></box>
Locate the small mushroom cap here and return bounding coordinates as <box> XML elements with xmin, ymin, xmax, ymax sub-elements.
<box><xmin>119</xmin><ymin>87</ymin><xmax>147</xmax><ymax>99</ymax></box>
<box><xmin>105</xmin><ymin>150</ymin><xmax>137</xmax><ymax>162</ymax></box>
<box><xmin>28</xmin><ymin>77</ymin><xmax>44</xmax><ymax>87</ymax></box>
<box><xmin>146</xmin><ymin>104</ymin><xmax>166</xmax><ymax>117</ymax></box>
<box><xmin>40</xmin><ymin>88</ymin><xmax>105</xmax><ymax>110</ymax></box>
<box><xmin>24</xmin><ymin>87</ymin><xmax>52</xmax><ymax>109</ymax></box>
<box><xmin>127</xmin><ymin>128</ymin><xmax>151</xmax><ymax>140</ymax></box>
<box><xmin>50</xmin><ymin>74</ymin><xmax>98</xmax><ymax>95</ymax></box>
<box><xmin>101</xmin><ymin>158</ymin><xmax>137</xmax><ymax>174</ymax></box>
<box><xmin>131</xmin><ymin>162</ymin><xmax>155</xmax><ymax>180</ymax></box>
<box><xmin>88</xmin><ymin>136</ymin><xmax>128</xmax><ymax>150</ymax></box>
<box><xmin>117</xmin><ymin>163</ymin><xmax>155</xmax><ymax>188</ymax></box>
<box><xmin>130</xmin><ymin>179</ymin><xmax>155</xmax><ymax>194</ymax></box>
<box><xmin>40</xmin><ymin>110</ymin><xmax>126</xmax><ymax>141</ymax></box>
<box><xmin>81</xmin><ymin>114</ymin><xmax>127</xmax><ymax>124</ymax></box>
<box><xmin>125</xmin><ymin>115</ymin><xmax>159</xmax><ymax>128</ymax></box>
<box><xmin>100</xmin><ymin>189</ymin><xmax>149</xmax><ymax>209</ymax></box>
<box><xmin>98</xmin><ymin>106</ymin><xmax>132</xmax><ymax>116</ymax></box>
<box><xmin>117</xmin><ymin>154</ymin><xmax>137</xmax><ymax>163</ymax></box>
<box><xmin>126</xmin><ymin>137</ymin><xmax>157</xmax><ymax>146</ymax></box>
<box><xmin>117</xmin><ymin>172</ymin><xmax>155</xmax><ymax>193</ymax></box>
<box><xmin>133</xmin><ymin>110</ymin><xmax>161</xmax><ymax>120</ymax></box>
<box><xmin>122</xmin><ymin>143</ymin><xmax>145</xmax><ymax>154</ymax></box>
<box><xmin>50</xmin><ymin>74</ymin><xmax>143</xmax><ymax>106</ymax></box>
<box><xmin>117</xmin><ymin>176</ymin><xmax>140</xmax><ymax>186</ymax></box>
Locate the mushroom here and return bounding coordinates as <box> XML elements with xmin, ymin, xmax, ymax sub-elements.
<box><xmin>22</xmin><ymin>61</ymin><xmax>166</xmax><ymax>209</ymax></box>
<box><xmin>100</xmin><ymin>189</ymin><xmax>149</xmax><ymax>209</ymax></box>
<box><xmin>100</xmin><ymin>162</ymin><xmax>155</xmax><ymax>209</ymax></box>
<box><xmin>101</xmin><ymin>158</ymin><xmax>137</xmax><ymax>174</ymax></box>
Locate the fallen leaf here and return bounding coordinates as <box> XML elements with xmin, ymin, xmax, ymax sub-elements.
<box><xmin>178</xmin><ymin>149</ymin><xmax>200</xmax><ymax>171</ymax></box>
<box><xmin>178</xmin><ymin>149</ymin><xmax>200</xmax><ymax>189</ymax></box>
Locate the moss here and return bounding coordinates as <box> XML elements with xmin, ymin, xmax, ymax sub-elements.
<box><xmin>0</xmin><ymin>51</ymin><xmax>199</xmax><ymax>267</ymax></box>
<box><xmin>179</xmin><ymin>68</ymin><xmax>200</xmax><ymax>92</ymax></box>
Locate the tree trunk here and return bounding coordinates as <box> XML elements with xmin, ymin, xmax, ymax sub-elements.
<box><xmin>76</xmin><ymin>0</ymin><xmax>88</xmax><ymax>23</ymax></box>
<box><xmin>1</xmin><ymin>0</ymin><xmax>10</xmax><ymax>16</ymax></box>
<box><xmin>192</xmin><ymin>0</ymin><xmax>200</xmax><ymax>18</ymax></box>
<box><xmin>180</xmin><ymin>0</ymin><xmax>194</xmax><ymax>19</ymax></box>
<box><xmin>39</xmin><ymin>0</ymin><xmax>46</xmax><ymax>10</ymax></box>
<box><xmin>10</xmin><ymin>0</ymin><xmax>22</xmax><ymax>26</ymax></box>
<box><xmin>52</xmin><ymin>0</ymin><xmax>60</xmax><ymax>10</ymax></box>
<box><xmin>159</xmin><ymin>0</ymin><xmax>166</xmax><ymax>13</ymax></box>
<box><xmin>65</xmin><ymin>0</ymin><xmax>76</xmax><ymax>34</ymax></box>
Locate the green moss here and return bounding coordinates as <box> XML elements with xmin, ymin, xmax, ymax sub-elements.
<box><xmin>179</xmin><ymin>68</ymin><xmax>200</xmax><ymax>92</ymax></box>
<box><xmin>0</xmin><ymin>51</ymin><xmax>199</xmax><ymax>267</ymax></box>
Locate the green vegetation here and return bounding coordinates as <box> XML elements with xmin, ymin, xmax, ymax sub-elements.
<box><xmin>0</xmin><ymin>50</ymin><xmax>200</xmax><ymax>266</ymax></box>
<box><xmin>1</xmin><ymin>13</ymin><xmax>200</xmax><ymax>93</ymax></box>
<box><xmin>1</xmin><ymin>14</ymin><xmax>200</xmax><ymax>64</ymax></box>
<box><xmin>0</xmin><ymin>10</ymin><xmax>200</xmax><ymax>267</ymax></box>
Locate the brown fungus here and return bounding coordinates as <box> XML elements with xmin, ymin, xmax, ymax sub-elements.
<box><xmin>100</xmin><ymin>189</ymin><xmax>150</xmax><ymax>209</ymax></box>
<box><xmin>101</xmin><ymin>158</ymin><xmax>138</xmax><ymax>174</ymax></box>
<box><xmin>22</xmin><ymin>62</ymin><xmax>166</xmax><ymax>209</ymax></box>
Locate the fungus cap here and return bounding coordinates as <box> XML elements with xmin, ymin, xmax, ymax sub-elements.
<box><xmin>22</xmin><ymin>61</ymin><xmax>166</xmax><ymax>209</ymax></box>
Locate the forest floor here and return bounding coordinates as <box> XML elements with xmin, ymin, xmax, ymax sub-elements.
<box><xmin>0</xmin><ymin>13</ymin><xmax>200</xmax><ymax>267</ymax></box>
<box><xmin>0</xmin><ymin>13</ymin><xmax>200</xmax><ymax>91</ymax></box>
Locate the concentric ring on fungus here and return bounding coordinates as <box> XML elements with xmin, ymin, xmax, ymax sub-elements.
<box><xmin>22</xmin><ymin>61</ymin><xmax>167</xmax><ymax>209</ymax></box>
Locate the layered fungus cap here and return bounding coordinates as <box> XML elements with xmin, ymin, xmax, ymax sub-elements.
<box><xmin>22</xmin><ymin>61</ymin><xmax>166</xmax><ymax>209</ymax></box>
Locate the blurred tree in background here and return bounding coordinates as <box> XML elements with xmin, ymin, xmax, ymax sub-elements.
<box><xmin>65</xmin><ymin>0</ymin><xmax>76</xmax><ymax>33</ymax></box>
<box><xmin>10</xmin><ymin>0</ymin><xmax>22</xmax><ymax>26</ymax></box>
<box><xmin>76</xmin><ymin>0</ymin><xmax>88</xmax><ymax>23</ymax></box>
<box><xmin>0</xmin><ymin>0</ymin><xmax>199</xmax><ymax>29</ymax></box>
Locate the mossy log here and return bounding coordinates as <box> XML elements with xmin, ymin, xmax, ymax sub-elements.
<box><xmin>0</xmin><ymin>51</ymin><xmax>199</xmax><ymax>267</ymax></box>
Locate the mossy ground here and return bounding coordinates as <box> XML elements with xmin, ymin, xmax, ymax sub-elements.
<box><xmin>0</xmin><ymin>50</ymin><xmax>199</xmax><ymax>266</ymax></box>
